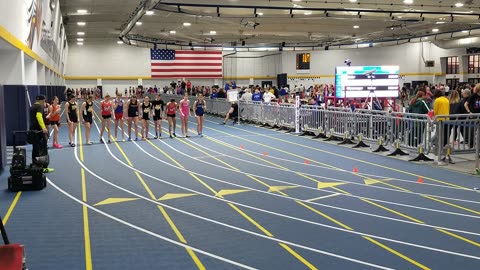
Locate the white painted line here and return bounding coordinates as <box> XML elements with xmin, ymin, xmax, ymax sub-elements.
<box><xmin>74</xmin><ymin>118</ymin><xmax>480</xmax><ymax>261</ymax></box>
<box><xmin>306</xmin><ymin>193</ymin><xmax>342</xmax><ymax>202</ymax></box>
<box><xmin>47</xmin><ymin>179</ymin><xmax>258</xmax><ymax>270</ymax></box>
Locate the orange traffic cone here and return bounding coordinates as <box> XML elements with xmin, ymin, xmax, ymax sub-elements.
<box><xmin>353</xmin><ymin>166</ymin><xmax>359</xmax><ymax>173</ymax></box>
<box><xmin>263</xmin><ymin>152</ymin><xmax>268</xmax><ymax>156</ymax></box>
<box><xmin>240</xmin><ymin>145</ymin><xmax>244</xmax><ymax>149</ymax></box>
<box><xmin>417</xmin><ymin>177</ymin><xmax>423</xmax><ymax>183</ymax></box>
<box><xmin>305</xmin><ymin>160</ymin><xmax>309</xmax><ymax>165</ymax></box>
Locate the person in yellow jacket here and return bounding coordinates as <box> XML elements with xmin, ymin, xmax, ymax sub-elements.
<box><xmin>30</xmin><ymin>95</ymin><xmax>54</xmax><ymax>173</ymax></box>
<box><xmin>433</xmin><ymin>90</ymin><xmax>450</xmax><ymax>148</ymax></box>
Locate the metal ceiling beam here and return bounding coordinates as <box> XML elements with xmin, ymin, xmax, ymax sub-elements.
<box><xmin>119</xmin><ymin>0</ymin><xmax>162</xmax><ymax>42</ymax></box>
<box><xmin>154</xmin><ymin>2</ymin><xmax>480</xmax><ymax>16</ymax></box>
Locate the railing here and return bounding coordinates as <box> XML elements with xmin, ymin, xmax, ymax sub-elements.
<box><xmin>151</xmin><ymin>94</ymin><xmax>480</xmax><ymax>173</ymax></box>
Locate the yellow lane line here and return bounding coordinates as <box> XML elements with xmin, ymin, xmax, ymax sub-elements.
<box><xmin>362</xmin><ymin>236</ymin><xmax>431</xmax><ymax>270</ymax></box>
<box><xmin>136</xmin><ymin>123</ymin><xmax>318</xmax><ymax>269</ymax></box>
<box><xmin>360</xmin><ymin>199</ymin><xmax>425</xmax><ymax>224</ymax></box>
<box><xmin>2</xmin><ymin>192</ymin><xmax>22</xmax><ymax>225</ymax></box>
<box><xmin>435</xmin><ymin>229</ymin><xmax>480</xmax><ymax>248</ymax></box>
<box><xmin>204</xmin><ymin>121</ymin><xmax>467</xmax><ymax>190</ymax></box>
<box><xmin>158</xmin><ymin>205</ymin><xmax>206</xmax><ymax>270</ymax></box>
<box><xmin>423</xmin><ymin>196</ymin><xmax>480</xmax><ymax>216</ymax></box>
<box><xmin>78</xmin><ymin>118</ymin><xmax>93</xmax><ymax>270</ymax></box>
<box><xmin>278</xmin><ymin>243</ymin><xmax>318</xmax><ymax>270</ymax></box>
<box><xmin>92</xmin><ymin>109</ymin><xmax>205</xmax><ymax>269</ymax></box>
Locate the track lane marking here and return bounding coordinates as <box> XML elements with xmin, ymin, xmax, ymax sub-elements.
<box><xmin>92</xmin><ymin>109</ymin><xmax>205</xmax><ymax>269</ymax></box>
<box><xmin>202</xmin><ymin>118</ymin><xmax>467</xmax><ymax>190</ymax></box>
<box><xmin>77</xmin><ymin>116</ymin><xmax>93</xmax><ymax>270</ymax></box>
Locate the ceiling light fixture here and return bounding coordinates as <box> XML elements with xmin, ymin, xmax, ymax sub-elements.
<box><xmin>77</xmin><ymin>9</ymin><xmax>88</xmax><ymax>14</ymax></box>
<box><xmin>77</xmin><ymin>22</ymin><xmax>86</xmax><ymax>26</ymax></box>
<box><xmin>145</xmin><ymin>11</ymin><xmax>154</xmax><ymax>15</ymax></box>
<box><xmin>436</xmin><ymin>21</ymin><xmax>446</xmax><ymax>24</ymax></box>
<box><xmin>304</xmin><ymin>11</ymin><xmax>312</xmax><ymax>15</ymax></box>
<box><xmin>257</xmin><ymin>12</ymin><xmax>264</xmax><ymax>16</ymax></box>
<box><xmin>136</xmin><ymin>22</ymin><xmax>142</xmax><ymax>25</ymax></box>
<box><xmin>183</xmin><ymin>22</ymin><xmax>191</xmax><ymax>26</ymax></box>
<box><xmin>353</xmin><ymin>25</ymin><xmax>359</xmax><ymax>29</ymax></box>
<box><xmin>210</xmin><ymin>31</ymin><xmax>217</xmax><ymax>34</ymax></box>
<box><xmin>77</xmin><ymin>42</ymin><xmax>84</xmax><ymax>45</ymax></box>
<box><xmin>455</xmin><ymin>2</ymin><xmax>464</xmax><ymax>7</ymax></box>
<box><xmin>117</xmin><ymin>41</ymin><xmax>123</xmax><ymax>44</ymax></box>
<box><xmin>349</xmin><ymin>0</ymin><xmax>357</xmax><ymax>2</ymax></box>
<box><xmin>403</xmin><ymin>0</ymin><xmax>413</xmax><ymax>4</ymax></box>
<box><xmin>77</xmin><ymin>32</ymin><xmax>85</xmax><ymax>35</ymax></box>
<box><xmin>432</xmin><ymin>28</ymin><xmax>439</xmax><ymax>32</ymax></box>
<box><xmin>77</xmin><ymin>38</ymin><xmax>84</xmax><ymax>41</ymax></box>
<box><xmin>170</xmin><ymin>30</ymin><xmax>176</xmax><ymax>34</ymax></box>
<box><xmin>462</xmin><ymin>30</ymin><xmax>469</xmax><ymax>33</ymax></box>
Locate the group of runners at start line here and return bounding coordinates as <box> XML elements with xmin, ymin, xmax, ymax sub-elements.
<box><xmin>60</xmin><ymin>93</ymin><xmax>208</xmax><ymax>147</ymax></box>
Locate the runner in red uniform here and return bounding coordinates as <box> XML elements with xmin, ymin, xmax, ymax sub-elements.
<box><xmin>100</xmin><ymin>94</ymin><xmax>113</xmax><ymax>144</ymax></box>
<box><xmin>165</xmin><ymin>98</ymin><xmax>178</xmax><ymax>138</ymax></box>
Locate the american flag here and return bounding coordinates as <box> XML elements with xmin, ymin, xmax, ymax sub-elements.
<box><xmin>151</xmin><ymin>49</ymin><xmax>223</xmax><ymax>78</ymax></box>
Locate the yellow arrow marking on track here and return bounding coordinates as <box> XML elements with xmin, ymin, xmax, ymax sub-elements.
<box><xmin>268</xmin><ymin>186</ymin><xmax>299</xmax><ymax>193</ymax></box>
<box><xmin>216</xmin><ymin>189</ymin><xmax>250</xmax><ymax>197</ymax></box>
<box><xmin>364</xmin><ymin>178</ymin><xmax>394</xmax><ymax>185</ymax></box>
<box><xmin>317</xmin><ymin>182</ymin><xmax>346</xmax><ymax>189</ymax></box>
<box><xmin>94</xmin><ymin>198</ymin><xmax>140</xmax><ymax>206</ymax></box>
<box><xmin>158</xmin><ymin>193</ymin><xmax>198</xmax><ymax>201</ymax></box>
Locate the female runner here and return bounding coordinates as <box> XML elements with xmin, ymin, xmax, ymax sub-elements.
<box><xmin>48</xmin><ymin>96</ymin><xmax>62</xmax><ymax>148</ymax></box>
<box><xmin>193</xmin><ymin>93</ymin><xmax>207</xmax><ymax>137</ymax></box>
<box><xmin>113</xmin><ymin>93</ymin><xmax>125</xmax><ymax>141</ymax></box>
<box><xmin>100</xmin><ymin>94</ymin><xmax>113</xmax><ymax>144</ymax></box>
<box><xmin>165</xmin><ymin>98</ymin><xmax>178</xmax><ymax>138</ymax></box>
<box><xmin>80</xmin><ymin>95</ymin><xmax>94</xmax><ymax>145</ymax></box>
<box><xmin>179</xmin><ymin>93</ymin><xmax>190</xmax><ymax>137</ymax></box>
<box><xmin>152</xmin><ymin>94</ymin><xmax>164</xmax><ymax>139</ymax></box>
<box><xmin>65</xmin><ymin>95</ymin><xmax>78</xmax><ymax>147</ymax></box>
<box><xmin>126</xmin><ymin>95</ymin><xmax>140</xmax><ymax>141</ymax></box>
<box><xmin>141</xmin><ymin>96</ymin><xmax>152</xmax><ymax>140</ymax></box>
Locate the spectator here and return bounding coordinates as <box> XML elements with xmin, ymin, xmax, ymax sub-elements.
<box><xmin>241</xmin><ymin>89</ymin><xmax>253</xmax><ymax>102</ymax></box>
<box><xmin>433</xmin><ymin>90</ymin><xmax>450</xmax><ymax>148</ymax></box>
<box><xmin>408</xmin><ymin>89</ymin><xmax>430</xmax><ymax>146</ymax></box>
<box><xmin>186</xmin><ymin>80</ymin><xmax>192</xmax><ymax>95</ymax></box>
<box><xmin>263</xmin><ymin>90</ymin><xmax>276</xmax><ymax>104</ymax></box>
<box><xmin>460</xmin><ymin>88</ymin><xmax>474</xmax><ymax>148</ymax></box>
<box><xmin>217</xmin><ymin>88</ymin><xmax>227</xmax><ymax>99</ymax></box>
<box><xmin>449</xmin><ymin>90</ymin><xmax>462</xmax><ymax>144</ymax></box>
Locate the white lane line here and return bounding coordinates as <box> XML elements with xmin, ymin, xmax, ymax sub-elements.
<box><xmin>77</xmin><ymin>117</ymin><xmax>480</xmax><ymax>261</ymax></box>
<box><xmin>306</xmin><ymin>193</ymin><xmax>342</xmax><ymax>202</ymax></box>
<box><xmin>189</xmin><ymin>136</ymin><xmax>480</xmax><ymax>206</ymax></box>
<box><xmin>195</xmin><ymin>118</ymin><xmax>474</xmax><ymax>192</ymax></box>
<box><xmin>160</xmin><ymin>134</ymin><xmax>480</xmax><ymax>220</ymax></box>
<box><xmin>46</xmin><ymin>178</ymin><xmax>259</xmax><ymax>270</ymax></box>
<box><xmin>74</xmin><ymin>119</ymin><xmax>396</xmax><ymax>270</ymax></box>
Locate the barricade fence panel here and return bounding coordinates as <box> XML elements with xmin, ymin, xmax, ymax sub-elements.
<box><xmin>141</xmin><ymin>95</ymin><xmax>480</xmax><ymax>171</ymax></box>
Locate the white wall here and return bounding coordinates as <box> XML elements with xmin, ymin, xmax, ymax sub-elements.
<box><xmin>0</xmin><ymin>0</ymin><xmax>68</xmax><ymax>84</ymax></box>
<box><xmin>65</xmin><ymin>41</ymin><xmax>470</xmax><ymax>90</ymax></box>
<box><xmin>66</xmin><ymin>43</ymin><xmax>150</xmax><ymax>77</ymax></box>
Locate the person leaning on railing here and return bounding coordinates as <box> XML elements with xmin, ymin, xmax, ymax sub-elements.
<box><xmin>449</xmin><ymin>90</ymin><xmax>463</xmax><ymax>145</ymax></box>
<box><xmin>408</xmin><ymin>88</ymin><xmax>430</xmax><ymax>147</ymax></box>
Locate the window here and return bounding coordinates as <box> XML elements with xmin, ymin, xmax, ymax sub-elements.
<box><xmin>468</xmin><ymin>78</ymin><xmax>480</xmax><ymax>85</ymax></box>
<box><xmin>446</xmin><ymin>79</ymin><xmax>459</xmax><ymax>90</ymax></box>
<box><xmin>468</xmin><ymin>55</ymin><xmax>480</xmax><ymax>74</ymax></box>
<box><xmin>296</xmin><ymin>53</ymin><xmax>310</xmax><ymax>70</ymax></box>
<box><xmin>446</xmin><ymin>56</ymin><xmax>459</xmax><ymax>74</ymax></box>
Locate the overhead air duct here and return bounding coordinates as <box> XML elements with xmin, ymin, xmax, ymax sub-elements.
<box><xmin>433</xmin><ymin>37</ymin><xmax>480</xmax><ymax>49</ymax></box>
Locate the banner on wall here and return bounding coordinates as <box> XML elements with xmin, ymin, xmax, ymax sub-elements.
<box><xmin>25</xmin><ymin>0</ymin><xmax>64</xmax><ymax>65</ymax></box>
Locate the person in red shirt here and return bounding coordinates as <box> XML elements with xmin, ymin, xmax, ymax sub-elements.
<box><xmin>165</xmin><ymin>98</ymin><xmax>178</xmax><ymax>138</ymax></box>
<box><xmin>47</xmin><ymin>96</ymin><xmax>62</xmax><ymax>149</ymax></box>
<box><xmin>100</xmin><ymin>94</ymin><xmax>113</xmax><ymax>144</ymax></box>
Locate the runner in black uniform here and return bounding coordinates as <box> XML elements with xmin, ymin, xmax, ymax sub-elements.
<box><xmin>127</xmin><ymin>96</ymin><xmax>140</xmax><ymax>141</ymax></box>
<box><xmin>65</xmin><ymin>95</ymin><xmax>78</xmax><ymax>147</ymax></box>
<box><xmin>193</xmin><ymin>93</ymin><xmax>207</xmax><ymax>137</ymax></box>
<box><xmin>81</xmin><ymin>95</ymin><xmax>94</xmax><ymax>145</ymax></box>
<box><xmin>152</xmin><ymin>94</ymin><xmax>165</xmax><ymax>139</ymax></box>
<box><xmin>141</xmin><ymin>96</ymin><xmax>152</xmax><ymax>140</ymax></box>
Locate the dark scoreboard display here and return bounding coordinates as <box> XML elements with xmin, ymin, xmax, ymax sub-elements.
<box><xmin>296</xmin><ymin>53</ymin><xmax>310</xmax><ymax>70</ymax></box>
